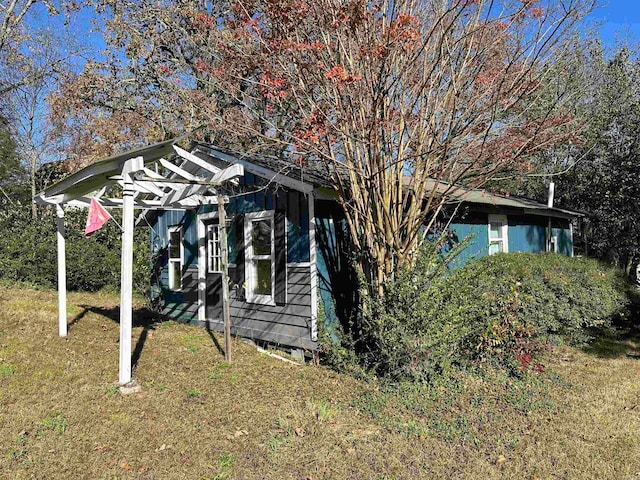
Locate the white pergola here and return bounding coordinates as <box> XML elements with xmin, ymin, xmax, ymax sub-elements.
<box><xmin>35</xmin><ymin>137</ymin><xmax>245</xmax><ymax>386</ymax></box>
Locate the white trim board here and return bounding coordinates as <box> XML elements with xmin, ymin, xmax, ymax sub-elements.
<box><xmin>197</xmin><ymin>211</ymin><xmax>219</xmax><ymax>322</ymax></box>
<box><xmin>244</xmin><ymin>210</ymin><xmax>277</xmax><ymax>306</ymax></box>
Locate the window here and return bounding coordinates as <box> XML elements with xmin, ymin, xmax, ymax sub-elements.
<box><xmin>244</xmin><ymin>211</ymin><xmax>275</xmax><ymax>304</ymax></box>
<box><xmin>168</xmin><ymin>226</ymin><xmax>183</xmax><ymax>290</ymax></box>
<box><xmin>488</xmin><ymin>214</ymin><xmax>508</xmax><ymax>254</ymax></box>
<box><xmin>207</xmin><ymin>223</ymin><xmax>222</xmax><ymax>273</ymax></box>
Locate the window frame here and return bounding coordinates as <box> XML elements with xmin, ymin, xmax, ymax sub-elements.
<box><xmin>167</xmin><ymin>225</ymin><xmax>184</xmax><ymax>291</ymax></box>
<box><xmin>244</xmin><ymin>210</ymin><xmax>276</xmax><ymax>305</ymax></box>
<box><xmin>487</xmin><ymin>214</ymin><xmax>508</xmax><ymax>255</ymax></box>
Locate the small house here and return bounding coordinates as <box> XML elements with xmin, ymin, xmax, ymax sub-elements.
<box><xmin>35</xmin><ymin>138</ymin><xmax>582</xmax><ymax>383</ymax></box>
<box><xmin>143</xmin><ymin>144</ymin><xmax>582</xmax><ymax>356</ymax></box>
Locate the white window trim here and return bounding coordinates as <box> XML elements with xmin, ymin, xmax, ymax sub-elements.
<box><xmin>197</xmin><ymin>211</ymin><xmax>219</xmax><ymax>321</ymax></box>
<box><xmin>244</xmin><ymin>210</ymin><xmax>276</xmax><ymax>306</ymax></box>
<box><xmin>488</xmin><ymin>214</ymin><xmax>508</xmax><ymax>254</ymax></box>
<box><xmin>168</xmin><ymin>225</ymin><xmax>184</xmax><ymax>291</ymax></box>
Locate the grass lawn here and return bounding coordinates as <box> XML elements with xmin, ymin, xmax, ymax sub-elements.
<box><xmin>1</xmin><ymin>285</ymin><xmax>640</xmax><ymax>479</ymax></box>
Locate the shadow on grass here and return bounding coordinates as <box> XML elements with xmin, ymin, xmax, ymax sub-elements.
<box><xmin>204</xmin><ymin>321</ymin><xmax>225</xmax><ymax>357</ymax></box>
<box><xmin>71</xmin><ymin>304</ymin><xmax>166</xmax><ymax>369</ymax></box>
<box><xmin>72</xmin><ymin>304</ymin><xmax>163</xmax><ymax>328</ymax></box>
<box><xmin>583</xmin><ymin>287</ymin><xmax>640</xmax><ymax>359</ymax></box>
<box><xmin>583</xmin><ymin>327</ymin><xmax>640</xmax><ymax>359</ymax></box>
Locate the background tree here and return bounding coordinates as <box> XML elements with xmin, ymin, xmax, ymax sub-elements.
<box><xmin>0</xmin><ymin>113</ymin><xmax>27</xmax><ymax>205</ymax></box>
<box><xmin>494</xmin><ymin>41</ymin><xmax>640</xmax><ymax>278</ymax></box>
<box><xmin>7</xmin><ymin>30</ymin><xmax>73</xmax><ymax>217</ymax></box>
<box><xmin>51</xmin><ymin>0</ymin><xmax>594</xmax><ymax>296</ymax></box>
<box><xmin>0</xmin><ymin>0</ymin><xmax>63</xmax><ymax>97</ymax></box>
<box><xmin>559</xmin><ymin>45</ymin><xmax>640</xmax><ymax>275</ymax></box>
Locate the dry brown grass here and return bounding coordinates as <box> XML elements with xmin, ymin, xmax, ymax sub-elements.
<box><xmin>1</xmin><ymin>285</ymin><xmax>639</xmax><ymax>479</ymax></box>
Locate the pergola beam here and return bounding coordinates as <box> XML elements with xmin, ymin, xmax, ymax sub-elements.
<box><xmin>173</xmin><ymin>145</ymin><xmax>222</xmax><ymax>175</ymax></box>
<box><xmin>159</xmin><ymin>158</ymin><xmax>202</xmax><ymax>181</ymax></box>
<box><xmin>46</xmin><ymin>195</ymin><xmax>219</xmax><ymax>209</ymax></box>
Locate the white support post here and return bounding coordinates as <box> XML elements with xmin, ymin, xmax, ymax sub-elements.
<box><xmin>219</xmin><ymin>195</ymin><xmax>232</xmax><ymax>362</ymax></box>
<box><xmin>119</xmin><ymin>158</ymin><xmax>136</xmax><ymax>385</ymax></box>
<box><xmin>308</xmin><ymin>192</ymin><xmax>318</xmax><ymax>342</ymax></box>
<box><xmin>569</xmin><ymin>220</ymin><xmax>574</xmax><ymax>257</ymax></box>
<box><xmin>56</xmin><ymin>205</ymin><xmax>67</xmax><ymax>337</ymax></box>
<box><xmin>547</xmin><ymin>182</ymin><xmax>555</xmax><ymax>253</ymax></box>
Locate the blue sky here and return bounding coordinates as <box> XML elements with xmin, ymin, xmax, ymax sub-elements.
<box><xmin>23</xmin><ymin>1</ymin><xmax>640</xmax><ymax>68</ymax></box>
<box><xmin>587</xmin><ymin>0</ymin><xmax>640</xmax><ymax>45</ymax></box>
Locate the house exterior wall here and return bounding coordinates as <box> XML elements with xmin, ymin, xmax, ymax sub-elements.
<box><xmin>314</xmin><ymin>200</ymin><xmax>359</xmax><ymax>337</ymax></box>
<box><xmin>149</xmin><ymin>174</ymin><xmax>316</xmax><ymax>350</ymax></box>
<box><xmin>448</xmin><ymin>209</ymin><xmax>573</xmax><ymax>267</ymax></box>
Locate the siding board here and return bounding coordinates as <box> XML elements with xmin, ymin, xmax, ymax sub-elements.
<box><xmin>198</xmin><ymin>318</ymin><xmax>316</xmax><ymax>351</ymax></box>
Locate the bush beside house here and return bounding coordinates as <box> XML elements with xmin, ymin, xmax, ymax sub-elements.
<box><xmin>347</xmin><ymin>252</ymin><xmax>632</xmax><ymax>383</ymax></box>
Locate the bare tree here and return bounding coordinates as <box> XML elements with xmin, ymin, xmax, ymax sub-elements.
<box><xmin>0</xmin><ymin>0</ymin><xmax>61</xmax><ymax>96</ymax></box>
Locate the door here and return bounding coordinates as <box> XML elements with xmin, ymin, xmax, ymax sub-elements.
<box><xmin>204</xmin><ymin>219</ymin><xmax>223</xmax><ymax>320</ymax></box>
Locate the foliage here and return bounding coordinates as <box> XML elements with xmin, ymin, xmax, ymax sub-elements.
<box><xmin>0</xmin><ymin>126</ymin><xmax>28</xmax><ymax>205</ymax></box>
<box><xmin>354</xmin><ymin>252</ymin><xmax>630</xmax><ymax>382</ymax></box>
<box><xmin>50</xmin><ymin>0</ymin><xmax>592</xmax><ymax>297</ymax></box>
<box><xmin>0</xmin><ymin>204</ymin><xmax>150</xmax><ymax>293</ymax></box>
<box><xmin>492</xmin><ymin>42</ymin><xmax>640</xmax><ymax>276</ymax></box>
<box><xmin>557</xmin><ymin>45</ymin><xmax>640</xmax><ymax>274</ymax></box>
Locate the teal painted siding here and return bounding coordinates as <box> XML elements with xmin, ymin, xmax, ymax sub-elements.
<box><xmin>507</xmin><ymin>215</ymin><xmax>547</xmax><ymax>254</ymax></box>
<box><xmin>316</xmin><ymin>216</ymin><xmax>335</xmax><ymax>330</ymax></box>
<box><xmin>445</xmin><ymin>213</ymin><xmax>572</xmax><ymax>268</ymax></box>
<box><xmin>151</xmin><ymin>183</ymin><xmax>311</xmax><ymax>302</ymax></box>
<box><xmin>552</xmin><ymin>226</ymin><xmax>573</xmax><ymax>256</ymax></box>
<box><xmin>314</xmin><ymin>200</ymin><xmax>358</xmax><ymax>338</ymax></box>
<box><xmin>448</xmin><ymin>212</ymin><xmax>489</xmax><ymax>268</ymax></box>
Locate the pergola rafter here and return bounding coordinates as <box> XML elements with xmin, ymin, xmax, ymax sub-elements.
<box><xmin>35</xmin><ymin>137</ymin><xmax>244</xmax><ymax>386</ymax></box>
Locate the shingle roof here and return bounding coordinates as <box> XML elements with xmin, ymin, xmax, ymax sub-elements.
<box><xmin>412</xmin><ymin>178</ymin><xmax>584</xmax><ymax>219</ymax></box>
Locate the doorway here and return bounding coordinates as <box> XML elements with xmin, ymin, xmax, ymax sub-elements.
<box><xmin>203</xmin><ymin>217</ymin><xmax>223</xmax><ymax>320</ymax></box>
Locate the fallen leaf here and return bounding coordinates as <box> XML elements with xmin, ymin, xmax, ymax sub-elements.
<box><xmin>295</xmin><ymin>426</ymin><xmax>305</xmax><ymax>437</ymax></box>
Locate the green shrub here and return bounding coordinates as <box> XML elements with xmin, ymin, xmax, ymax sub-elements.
<box><xmin>0</xmin><ymin>205</ymin><xmax>150</xmax><ymax>293</ymax></box>
<box><xmin>358</xmin><ymin>252</ymin><xmax>631</xmax><ymax>382</ymax></box>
